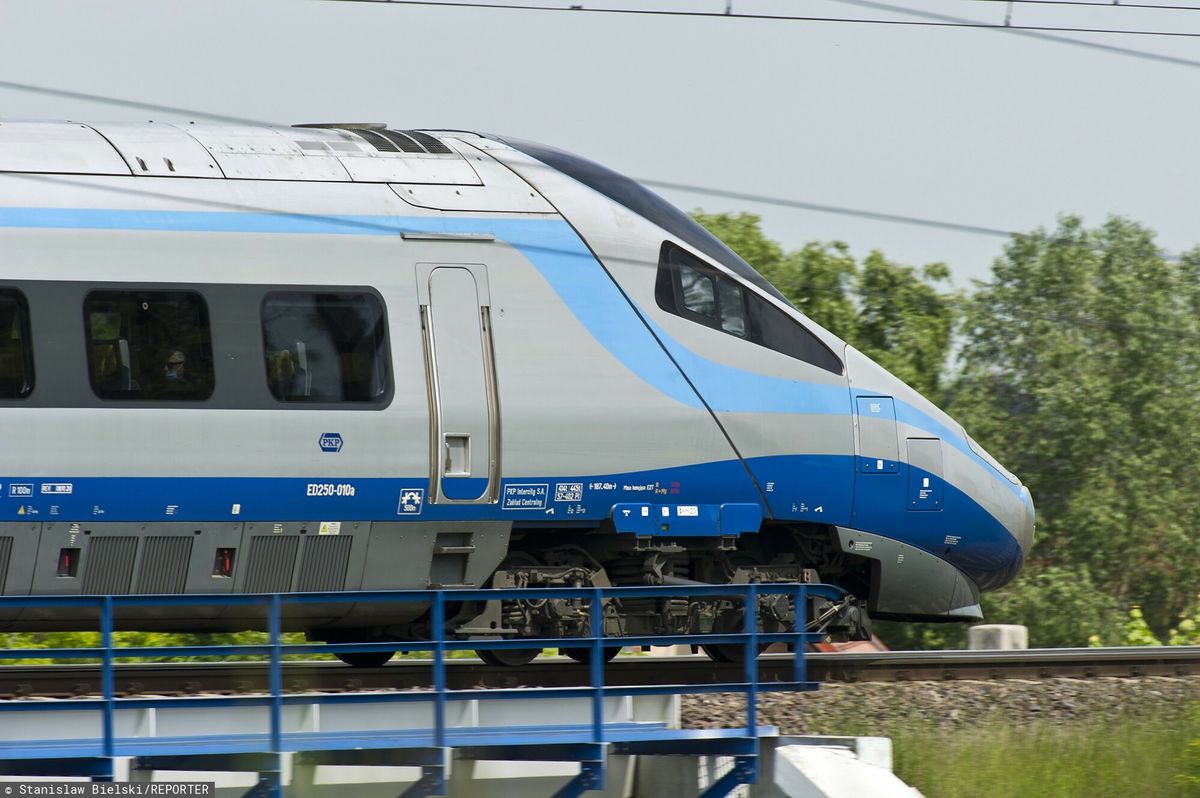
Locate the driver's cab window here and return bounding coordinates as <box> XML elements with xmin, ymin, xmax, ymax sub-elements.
<box><xmin>655</xmin><ymin>241</ymin><xmax>842</xmax><ymax>374</ymax></box>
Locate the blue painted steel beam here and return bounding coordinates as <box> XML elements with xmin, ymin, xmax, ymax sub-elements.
<box><xmin>293</xmin><ymin>748</ymin><xmax>446</xmax><ymax>767</ymax></box>
<box><xmin>398</xmin><ymin>766</ymin><xmax>445</xmax><ymax>798</ymax></box>
<box><xmin>610</xmin><ymin>736</ymin><xmax>760</xmax><ymax>756</ymax></box>
<box><xmin>553</xmin><ymin>759</ymin><xmax>605</xmax><ymax>798</ymax></box>
<box><xmin>0</xmin><ymin>758</ymin><xmax>113</xmax><ymax>777</ymax></box>
<box><xmin>698</xmin><ymin>755</ymin><xmax>757</xmax><ymax>798</ymax></box>
<box><xmin>134</xmin><ymin>754</ymin><xmax>281</xmax><ymax>772</ymax></box>
<box><xmin>0</xmin><ymin>582</ymin><xmax>836</xmax><ymax>794</ymax></box>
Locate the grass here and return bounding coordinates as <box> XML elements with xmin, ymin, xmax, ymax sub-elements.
<box><xmin>883</xmin><ymin>713</ymin><xmax>1200</xmax><ymax>798</ymax></box>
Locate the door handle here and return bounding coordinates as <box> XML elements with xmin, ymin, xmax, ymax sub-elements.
<box><xmin>443</xmin><ymin>434</ymin><xmax>470</xmax><ymax>476</ymax></box>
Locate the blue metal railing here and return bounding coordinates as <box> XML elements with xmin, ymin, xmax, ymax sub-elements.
<box><xmin>0</xmin><ymin>583</ymin><xmax>843</xmax><ymax>796</ymax></box>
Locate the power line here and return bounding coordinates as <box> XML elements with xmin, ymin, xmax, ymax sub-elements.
<box><xmin>315</xmin><ymin>0</ymin><xmax>1200</xmax><ymax>71</ymax></box>
<box><xmin>0</xmin><ymin>80</ymin><xmax>1027</xmax><ymax>241</ymax></box>
<box><xmin>319</xmin><ymin>0</ymin><xmax>1200</xmax><ymax>38</ymax></box>
<box><xmin>831</xmin><ymin>0</ymin><xmax>1200</xmax><ymax>69</ymax></box>
<box><xmin>0</xmin><ymin>78</ymin><xmax>1182</xmax><ymax>260</ymax></box>
<box><xmin>636</xmin><ymin>179</ymin><xmax>1014</xmax><ymax>238</ymax></box>
<box><xmin>4</xmin><ymin>171</ymin><xmax>1196</xmax><ymax>341</ymax></box>
<box><xmin>969</xmin><ymin>0</ymin><xmax>1200</xmax><ymax>12</ymax></box>
<box><xmin>0</xmin><ymin>80</ymin><xmax>272</xmax><ymax>126</ymax></box>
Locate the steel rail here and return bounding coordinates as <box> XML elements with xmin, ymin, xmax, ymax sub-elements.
<box><xmin>0</xmin><ymin>647</ymin><xmax>1195</xmax><ymax>698</ymax></box>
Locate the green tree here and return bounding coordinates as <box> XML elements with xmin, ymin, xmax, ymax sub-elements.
<box><xmin>951</xmin><ymin>216</ymin><xmax>1200</xmax><ymax>640</ymax></box>
<box><xmin>855</xmin><ymin>254</ymin><xmax>956</xmax><ymax>399</ymax></box>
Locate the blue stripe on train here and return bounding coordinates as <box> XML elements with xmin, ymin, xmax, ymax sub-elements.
<box><xmin>0</xmin><ymin>453</ymin><xmax>1019</xmax><ymax>588</ymax></box>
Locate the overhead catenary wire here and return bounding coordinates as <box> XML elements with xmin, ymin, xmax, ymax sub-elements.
<box><xmin>5</xmin><ymin>171</ymin><xmax>1197</xmax><ymax>343</ymax></box>
<box><xmin>0</xmin><ymin>79</ymin><xmax>1028</xmax><ymax>241</ymax></box>
<box><xmin>0</xmin><ymin>80</ymin><xmax>269</xmax><ymax>127</ymax></box>
<box><xmin>829</xmin><ymin>0</ymin><xmax>1200</xmax><ymax>69</ymax></box>
<box><xmin>635</xmin><ymin>179</ymin><xmax>1015</xmax><ymax>239</ymax></box>
<box><xmin>310</xmin><ymin>0</ymin><xmax>1200</xmax><ymax>72</ymax></box>
<box><xmin>0</xmin><ymin>79</ymin><xmax>1185</xmax><ymax>261</ymax></box>
<box><xmin>968</xmin><ymin>0</ymin><xmax>1200</xmax><ymax>12</ymax></box>
<box><xmin>317</xmin><ymin>0</ymin><xmax>1200</xmax><ymax>38</ymax></box>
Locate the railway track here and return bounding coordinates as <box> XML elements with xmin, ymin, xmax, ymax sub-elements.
<box><xmin>0</xmin><ymin>647</ymin><xmax>1197</xmax><ymax>699</ymax></box>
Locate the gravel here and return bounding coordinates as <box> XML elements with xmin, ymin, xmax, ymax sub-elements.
<box><xmin>682</xmin><ymin>676</ymin><xmax>1200</xmax><ymax>733</ymax></box>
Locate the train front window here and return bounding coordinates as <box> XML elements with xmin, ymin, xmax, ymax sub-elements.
<box><xmin>656</xmin><ymin>241</ymin><xmax>842</xmax><ymax>374</ymax></box>
<box><xmin>85</xmin><ymin>291</ymin><xmax>214</xmax><ymax>401</ymax></box>
<box><xmin>716</xmin><ymin>279</ymin><xmax>747</xmax><ymax>336</ymax></box>
<box><xmin>0</xmin><ymin>289</ymin><xmax>34</xmax><ymax>399</ymax></box>
<box><xmin>261</xmin><ymin>292</ymin><xmax>389</xmax><ymax>403</ymax></box>
<box><xmin>679</xmin><ymin>263</ymin><xmax>717</xmax><ymax>319</ymax></box>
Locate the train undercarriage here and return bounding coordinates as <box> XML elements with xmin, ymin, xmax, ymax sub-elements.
<box><xmin>321</xmin><ymin>523</ymin><xmax>875</xmax><ymax>667</ymax></box>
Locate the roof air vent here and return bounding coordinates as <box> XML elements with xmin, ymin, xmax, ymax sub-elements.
<box><xmin>351</xmin><ymin>129</ymin><xmax>400</xmax><ymax>153</ymax></box>
<box><xmin>377</xmin><ymin>130</ymin><xmax>426</xmax><ymax>154</ymax></box>
<box><xmin>401</xmin><ymin>130</ymin><xmax>454</xmax><ymax>155</ymax></box>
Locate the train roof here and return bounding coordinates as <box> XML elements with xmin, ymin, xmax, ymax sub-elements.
<box><xmin>0</xmin><ymin>120</ymin><xmax>790</xmax><ymax>304</ymax></box>
<box><xmin>0</xmin><ymin>121</ymin><xmax>486</xmax><ymax>183</ymax></box>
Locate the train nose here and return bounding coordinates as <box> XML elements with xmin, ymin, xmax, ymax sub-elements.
<box><xmin>1016</xmin><ymin>485</ymin><xmax>1035</xmax><ymax>557</ymax></box>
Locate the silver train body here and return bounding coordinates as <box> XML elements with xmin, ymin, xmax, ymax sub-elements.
<box><xmin>0</xmin><ymin>121</ymin><xmax>1034</xmax><ymax>640</ymax></box>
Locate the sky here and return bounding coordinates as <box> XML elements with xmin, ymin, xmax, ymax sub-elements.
<box><xmin>1</xmin><ymin>0</ymin><xmax>1199</xmax><ymax>287</ymax></box>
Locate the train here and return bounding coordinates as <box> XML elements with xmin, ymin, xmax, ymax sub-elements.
<box><xmin>0</xmin><ymin>120</ymin><xmax>1034</xmax><ymax>665</ymax></box>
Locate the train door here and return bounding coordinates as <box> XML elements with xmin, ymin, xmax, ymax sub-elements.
<box><xmin>852</xmin><ymin>395</ymin><xmax>901</xmax><ymax>521</ymax></box>
<box><xmin>418</xmin><ymin>264</ymin><xmax>501</xmax><ymax>504</ymax></box>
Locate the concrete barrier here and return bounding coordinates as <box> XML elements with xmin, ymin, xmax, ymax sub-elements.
<box><xmin>968</xmin><ymin>624</ymin><xmax>1029</xmax><ymax>650</ymax></box>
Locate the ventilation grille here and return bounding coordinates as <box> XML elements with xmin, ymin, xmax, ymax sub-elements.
<box><xmin>82</xmin><ymin>536</ymin><xmax>137</xmax><ymax>595</ymax></box>
<box><xmin>401</xmin><ymin>130</ymin><xmax>454</xmax><ymax>154</ymax></box>
<box><xmin>138</xmin><ymin>536</ymin><xmax>193</xmax><ymax>594</ymax></box>
<box><xmin>337</xmin><ymin>127</ymin><xmax>453</xmax><ymax>155</ymax></box>
<box><xmin>243</xmin><ymin>536</ymin><xmax>299</xmax><ymax>593</ymax></box>
<box><xmin>298</xmin><ymin>535</ymin><xmax>352</xmax><ymax>592</ymax></box>
<box><xmin>378</xmin><ymin>130</ymin><xmax>426</xmax><ymax>153</ymax></box>
<box><xmin>352</xmin><ymin>129</ymin><xmax>400</xmax><ymax>152</ymax></box>
<box><xmin>0</xmin><ymin>537</ymin><xmax>11</xmax><ymax>594</ymax></box>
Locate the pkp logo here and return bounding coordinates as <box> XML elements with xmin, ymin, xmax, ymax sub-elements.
<box><xmin>319</xmin><ymin>433</ymin><xmax>344</xmax><ymax>453</ymax></box>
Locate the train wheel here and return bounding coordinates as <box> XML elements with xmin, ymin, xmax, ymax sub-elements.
<box><xmin>334</xmin><ymin>651</ymin><xmax>395</xmax><ymax>668</ymax></box>
<box><xmin>476</xmin><ymin>648</ymin><xmax>540</xmax><ymax>667</ymax></box>
<box><xmin>561</xmin><ymin>646</ymin><xmax>621</xmax><ymax>664</ymax></box>
<box><xmin>701</xmin><ymin>607</ymin><xmax>768</xmax><ymax>664</ymax></box>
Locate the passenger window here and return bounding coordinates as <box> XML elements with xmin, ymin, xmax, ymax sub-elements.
<box><xmin>0</xmin><ymin>289</ymin><xmax>34</xmax><ymax>399</ymax></box>
<box><xmin>261</xmin><ymin>292</ymin><xmax>389</xmax><ymax>403</ymax></box>
<box><xmin>85</xmin><ymin>290</ymin><xmax>214</xmax><ymax>401</ymax></box>
<box><xmin>655</xmin><ymin>241</ymin><xmax>842</xmax><ymax>375</ymax></box>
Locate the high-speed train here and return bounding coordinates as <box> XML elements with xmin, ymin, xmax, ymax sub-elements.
<box><xmin>0</xmin><ymin>121</ymin><xmax>1034</xmax><ymax>665</ymax></box>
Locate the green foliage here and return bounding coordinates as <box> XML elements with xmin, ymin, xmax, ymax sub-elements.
<box><xmin>951</xmin><ymin>216</ymin><xmax>1200</xmax><ymax>642</ymax></box>
<box><xmin>876</xmin><ymin>564</ymin><xmax>1124</xmax><ymax>650</ymax></box>
<box><xmin>689</xmin><ymin>211</ymin><xmax>785</xmax><ymax>277</ymax></box>
<box><xmin>981</xmin><ymin>565</ymin><xmax>1124</xmax><ymax>648</ymax></box>
<box><xmin>1123</xmin><ymin>606</ymin><xmax>1163</xmax><ymax>647</ymax></box>
<box><xmin>0</xmin><ymin>630</ymin><xmax>321</xmax><ymax>664</ymax></box>
<box><xmin>1162</xmin><ymin>595</ymin><xmax>1200</xmax><ymax>646</ymax></box>
<box><xmin>891</xmin><ymin>715</ymin><xmax>1200</xmax><ymax>798</ymax></box>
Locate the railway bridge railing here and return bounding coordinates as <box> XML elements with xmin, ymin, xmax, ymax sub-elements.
<box><xmin>0</xmin><ymin>582</ymin><xmax>842</xmax><ymax>797</ymax></box>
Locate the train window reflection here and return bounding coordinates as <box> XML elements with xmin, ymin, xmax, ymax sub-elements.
<box><xmin>261</xmin><ymin>292</ymin><xmax>389</xmax><ymax>403</ymax></box>
<box><xmin>85</xmin><ymin>291</ymin><xmax>214</xmax><ymax>401</ymax></box>
<box><xmin>717</xmin><ymin>278</ymin><xmax>746</xmax><ymax>337</ymax></box>
<box><xmin>0</xmin><ymin>289</ymin><xmax>34</xmax><ymax>399</ymax></box>
<box><xmin>679</xmin><ymin>263</ymin><xmax>717</xmax><ymax>319</ymax></box>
